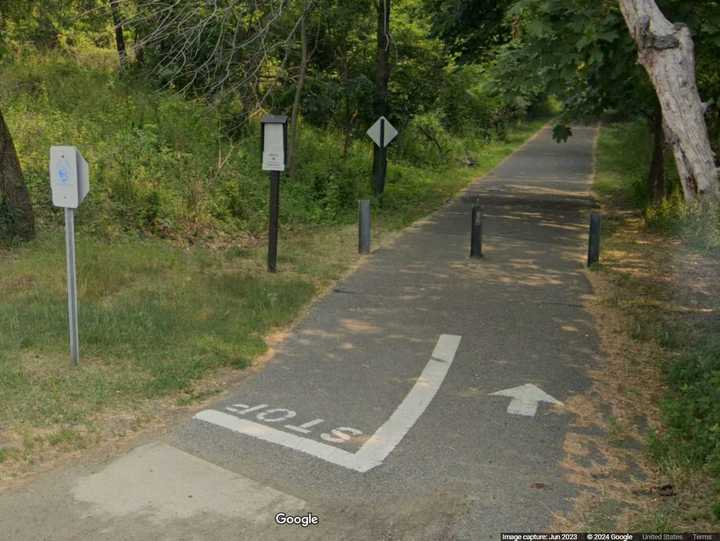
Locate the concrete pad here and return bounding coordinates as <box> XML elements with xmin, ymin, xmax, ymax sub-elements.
<box><xmin>72</xmin><ymin>442</ymin><xmax>305</xmax><ymax>524</ymax></box>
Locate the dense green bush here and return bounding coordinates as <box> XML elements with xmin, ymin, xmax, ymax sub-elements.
<box><xmin>3</xmin><ymin>49</ymin><xmax>528</xmax><ymax>240</ymax></box>
<box><xmin>394</xmin><ymin>112</ymin><xmax>454</xmax><ymax>166</ymax></box>
<box><xmin>1</xmin><ymin>49</ymin><xmax>229</xmax><ymax>234</ymax></box>
<box><xmin>1</xmin><ymin>50</ymin><xmax>367</xmax><ymax>236</ymax></box>
<box><xmin>436</xmin><ymin>65</ymin><xmax>526</xmax><ymax>140</ymax></box>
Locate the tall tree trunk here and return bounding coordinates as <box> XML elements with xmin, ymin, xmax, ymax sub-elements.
<box><xmin>0</xmin><ymin>110</ymin><xmax>35</xmax><ymax>242</ymax></box>
<box><xmin>647</xmin><ymin>107</ymin><xmax>666</xmax><ymax>202</ymax></box>
<box><xmin>342</xmin><ymin>107</ymin><xmax>356</xmax><ymax>160</ymax></box>
<box><xmin>288</xmin><ymin>12</ymin><xmax>309</xmax><ymax>178</ymax></box>
<box><xmin>337</xmin><ymin>49</ymin><xmax>354</xmax><ymax>160</ymax></box>
<box><xmin>134</xmin><ymin>26</ymin><xmax>145</xmax><ymax>66</ymax></box>
<box><xmin>618</xmin><ymin>0</ymin><xmax>719</xmax><ymax>203</ymax></box>
<box><xmin>372</xmin><ymin>0</ymin><xmax>391</xmax><ymax>196</ymax></box>
<box><xmin>109</xmin><ymin>0</ymin><xmax>127</xmax><ymax>70</ymax></box>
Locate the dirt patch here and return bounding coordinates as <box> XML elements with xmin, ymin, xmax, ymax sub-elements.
<box><xmin>553</xmin><ymin>272</ymin><xmax>665</xmax><ymax>530</ymax></box>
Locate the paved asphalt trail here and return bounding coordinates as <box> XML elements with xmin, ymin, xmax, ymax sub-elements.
<box><xmin>0</xmin><ymin>126</ymin><xmax>601</xmax><ymax>540</ymax></box>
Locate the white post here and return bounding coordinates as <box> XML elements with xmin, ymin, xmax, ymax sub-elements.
<box><xmin>64</xmin><ymin>207</ymin><xmax>79</xmax><ymax>365</ymax></box>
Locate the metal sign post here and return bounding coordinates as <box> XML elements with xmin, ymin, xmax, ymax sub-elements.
<box><xmin>367</xmin><ymin>116</ymin><xmax>398</xmax><ymax>196</ymax></box>
<box><xmin>50</xmin><ymin>146</ymin><xmax>90</xmax><ymax>366</ymax></box>
<box><xmin>376</xmin><ymin>118</ymin><xmax>386</xmax><ymax>196</ymax></box>
<box><xmin>261</xmin><ymin>115</ymin><xmax>288</xmax><ymax>273</ymax></box>
<box><xmin>64</xmin><ymin>208</ymin><xmax>80</xmax><ymax>365</ymax></box>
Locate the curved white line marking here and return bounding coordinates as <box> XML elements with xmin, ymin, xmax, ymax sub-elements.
<box><xmin>194</xmin><ymin>334</ymin><xmax>462</xmax><ymax>473</ymax></box>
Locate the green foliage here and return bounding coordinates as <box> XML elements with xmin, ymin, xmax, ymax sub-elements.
<box><xmin>389</xmin><ymin>4</ymin><xmax>450</xmax><ymax>120</ymax></box>
<box><xmin>1</xmin><ymin>50</ymin><xmax>230</xmax><ymax>236</ymax></box>
<box><xmin>1</xmin><ymin>46</ymin><xmax>541</xmax><ymax>240</ymax></box>
<box><xmin>645</xmin><ymin>198</ymin><xmax>720</xmax><ymax>252</ymax></box>
<box><xmin>650</xmin><ymin>333</ymin><xmax>720</xmax><ymax>476</ymax></box>
<box><xmin>283</xmin><ymin>131</ymin><xmax>368</xmax><ymax>224</ymax></box>
<box><xmin>494</xmin><ymin>0</ymin><xmax>649</xmax><ymax>122</ymax></box>
<box><xmin>425</xmin><ymin>0</ymin><xmax>514</xmax><ymax>63</ymax></box>
<box><xmin>394</xmin><ymin>112</ymin><xmax>454</xmax><ymax>165</ymax></box>
<box><xmin>0</xmin><ymin>0</ymin><xmax>111</xmax><ymax>51</ymax></box>
<box><xmin>281</xmin><ymin>0</ymin><xmax>499</xmax><ymax>138</ymax></box>
<box><xmin>301</xmin><ymin>73</ymin><xmax>374</xmax><ymax>129</ymax></box>
<box><xmin>1</xmin><ymin>0</ymin><xmax>541</xmax><ymax>217</ymax></box>
<box><xmin>490</xmin><ymin>0</ymin><xmax>720</xmax><ymax>186</ymax></box>
<box><xmin>435</xmin><ymin>64</ymin><xmax>526</xmax><ymax>139</ymax></box>
<box><xmin>594</xmin><ymin>122</ymin><xmax>654</xmax><ymax>207</ymax></box>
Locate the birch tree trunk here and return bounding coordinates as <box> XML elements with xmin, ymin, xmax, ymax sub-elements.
<box><xmin>0</xmin><ymin>109</ymin><xmax>35</xmax><ymax>242</ymax></box>
<box><xmin>618</xmin><ymin>0</ymin><xmax>719</xmax><ymax>203</ymax></box>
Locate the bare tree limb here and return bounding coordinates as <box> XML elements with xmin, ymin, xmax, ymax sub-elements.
<box><xmin>618</xmin><ymin>0</ymin><xmax>720</xmax><ymax>203</ymax></box>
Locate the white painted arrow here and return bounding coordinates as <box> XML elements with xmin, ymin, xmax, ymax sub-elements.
<box><xmin>490</xmin><ymin>384</ymin><xmax>563</xmax><ymax>417</ymax></box>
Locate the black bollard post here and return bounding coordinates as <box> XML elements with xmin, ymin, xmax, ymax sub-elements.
<box><xmin>268</xmin><ymin>171</ymin><xmax>280</xmax><ymax>273</ymax></box>
<box><xmin>359</xmin><ymin>200</ymin><xmax>371</xmax><ymax>254</ymax></box>
<box><xmin>471</xmin><ymin>205</ymin><xmax>483</xmax><ymax>258</ymax></box>
<box><xmin>587</xmin><ymin>212</ymin><xmax>601</xmax><ymax>267</ymax></box>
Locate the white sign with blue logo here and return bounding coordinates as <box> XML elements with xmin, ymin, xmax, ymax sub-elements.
<box><xmin>49</xmin><ymin>145</ymin><xmax>90</xmax><ymax>365</ymax></box>
<box><xmin>50</xmin><ymin>146</ymin><xmax>89</xmax><ymax>208</ymax></box>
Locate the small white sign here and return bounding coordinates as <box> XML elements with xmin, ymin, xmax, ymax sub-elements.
<box><xmin>50</xmin><ymin>146</ymin><xmax>89</xmax><ymax>208</ymax></box>
<box><xmin>366</xmin><ymin>116</ymin><xmax>398</xmax><ymax>148</ymax></box>
<box><xmin>262</xmin><ymin>124</ymin><xmax>285</xmax><ymax>172</ymax></box>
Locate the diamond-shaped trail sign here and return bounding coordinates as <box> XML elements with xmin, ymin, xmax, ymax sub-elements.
<box><xmin>366</xmin><ymin>116</ymin><xmax>398</xmax><ymax>148</ymax></box>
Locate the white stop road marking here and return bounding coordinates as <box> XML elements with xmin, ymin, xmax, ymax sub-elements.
<box><xmin>223</xmin><ymin>403</ymin><xmax>363</xmax><ymax>442</ymax></box>
<box><xmin>194</xmin><ymin>334</ymin><xmax>462</xmax><ymax>473</ymax></box>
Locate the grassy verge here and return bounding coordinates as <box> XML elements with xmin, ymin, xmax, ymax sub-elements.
<box><xmin>0</xmin><ymin>226</ymin><xmax>353</xmax><ymax>471</ymax></box>
<box><xmin>577</xmin><ymin>120</ymin><xmax>720</xmax><ymax>529</ymax></box>
<box><xmin>0</xmin><ymin>106</ymin><xmax>547</xmax><ymax>477</ymax></box>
